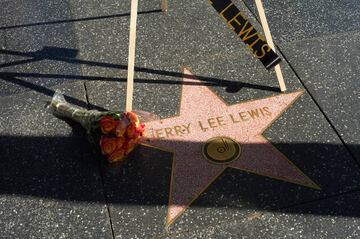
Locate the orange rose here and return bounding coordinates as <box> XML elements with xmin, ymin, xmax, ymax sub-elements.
<box><xmin>100</xmin><ymin>136</ymin><xmax>118</xmax><ymax>155</ymax></box>
<box><xmin>108</xmin><ymin>148</ymin><xmax>125</xmax><ymax>163</ymax></box>
<box><xmin>99</xmin><ymin>116</ymin><xmax>118</xmax><ymax>134</ymax></box>
<box><xmin>115</xmin><ymin>118</ymin><xmax>129</xmax><ymax>137</ymax></box>
<box><xmin>126</xmin><ymin>112</ymin><xmax>140</xmax><ymax>127</ymax></box>
<box><xmin>123</xmin><ymin>139</ymin><xmax>138</xmax><ymax>155</ymax></box>
<box><xmin>116</xmin><ymin>136</ymin><xmax>126</xmax><ymax>148</ymax></box>
<box><xmin>126</xmin><ymin>123</ymin><xmax>140</xmax><ymax>139</ymax></box>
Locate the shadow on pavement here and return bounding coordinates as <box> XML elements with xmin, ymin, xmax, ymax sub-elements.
<box><xmin>1</xmin><ymin>46</ymin><xmax>359</xmax><ymax>221</ymax></box>
<box><xmin>1</xmin><ymin>134</ymin><xmax>360</xmax><ymax>219</ymax></box>
<box><xmin>0</xmin><ymin>10</ymin><xmax>162</xmax><ymax>31</ymax></box>
<box><xmin>0</xmin><ymin>47</ymin><xmax>280</xmax><ymax>93</ymax></box>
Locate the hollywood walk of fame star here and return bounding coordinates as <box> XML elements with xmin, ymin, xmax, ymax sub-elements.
<box><xmin>143</xmin><ymin>68</ymin><xmax>319</xmax><ymax>226</ymax></box>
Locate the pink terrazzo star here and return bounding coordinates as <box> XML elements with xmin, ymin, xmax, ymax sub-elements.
<box><xmin>143</xmin><ymin>68</ymin><xmax>319</xmax><ymax>226</ymax></box>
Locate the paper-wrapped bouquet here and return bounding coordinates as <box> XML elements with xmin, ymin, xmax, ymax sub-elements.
<box><xmin>50</xmin><ymin>91</ymin><xmax>145</xmax><ymax>163</ymax></box>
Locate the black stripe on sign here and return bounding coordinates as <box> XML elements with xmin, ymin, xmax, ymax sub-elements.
<box><xmin>209</xmin><ymin>0</ymin><xmax>281</xmax><ymax>70</ymax></box>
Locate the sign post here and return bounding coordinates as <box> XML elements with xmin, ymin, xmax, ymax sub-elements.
<box><xmin>161</xmin><ymin>0</ymin><xmax>168</xmax><ymax>12</ymax></box>
<box><xmin>126</xmin><ymin>0</ymin><xmax>139</xmax><ymax>112</ymax></box>
<box><xmin>126</xmin><ymin>0</ymin><xmax>287</xmax><ymax>111</ymax></box>
<box><xmin>254</xmin><ymin>0</ymin><xmax>287</xmax><ymax>92</ymax></box>
<box><xmin>126</xmin><ymin>0</ymin><xmax>168</xmax><ymax>112</ymax></box>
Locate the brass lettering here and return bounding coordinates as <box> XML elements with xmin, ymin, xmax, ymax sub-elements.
<box><xmin>219</xmin><ymin>3</ymin><xmax>234</xmax><ymax>22</ymax></box>
<box><xmin>255</xmin><ymin>44</ymin><xmax>271</xmax><ymax>59</ymax></box>
<box><xmin>239</xmin><ymin>112</ymin><xmax>249</xmax><ymax>121</ymax></box>
<box><xmin>183</xmin><ymin>123</ymin><xmax>191</xmax><ymax>134</ymax></box>
<box><xmin>248</xmin><ymin>109</ymin><xmax>260</xmax><ymax>119</ymax></box>
<box><xmin>220</xmin><ymin>2</ymin><xmax>234</xmax><ymax>15</ymax></box>
<box><xmin>155</xmin><ymin>129</ymin><xmax>165</xmax><ymax>138</ymax></box>
<box><xmin>174</xmin><ymin>126</ymin><xmax>183</xmax><ymax>136</ymax></box>
<box><xmin>209</xmin><ymin>0</ymin><xmax>281</xmax><ymax>69</ymax></box>
<box><xmin>216</xmin><ymin>116</ymin><xmax>226</xmax><ymax>126</ymax></box>
<box><xmin>259</xmin><ymin>108</ymin><xmax>265</xmax><ymax>117</ymax></box>
<box><xmin>230</xmin><ymin>114</ymin><xmax>240</xmax><ymax>123</ymax></box>
<box><xmin>165</xmin><ymin>128</ymin><xmax>174</xmax><ymax>138</ymax></box>
<box><xmin>263</xmin><ymin>107</ymin><xmax>272</xmax><ymax>116</ymax></box>
<box><xmin>199</xmin><ymin>121</ymin><xmax>209</xmax><ymax>132</ymax></box>
<box><xmin>239</xmin><ymin>21</ymin><xmax>257</xmax><ymax>42</ymax></box>
<box><xmin>248</xmin><ymin>34</ymin><xmax>262</xmax><ymax>49</ymax></box>
<box><xmin>208</xmin><ymin>118</ymin><xmax>218</xmax><ymax>128</ymax></box>
<box><xmin>150</xmin><ymin>128</ymin><xmax>155</xmax><ymax>138</ymax></box>
<box><xmin>227</xmin><ymin>12</ymin><xmax>242</xmax><ymax>33</ymax></box>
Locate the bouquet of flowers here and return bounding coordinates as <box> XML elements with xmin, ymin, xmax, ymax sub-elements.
<box><xmin>50</xmin><ymin>91</ymin><xmax>145</xmax><ymax>163</ymax></box>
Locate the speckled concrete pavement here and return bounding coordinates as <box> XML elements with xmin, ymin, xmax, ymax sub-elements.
<box><xmin>0</xmin><ymin>0</ymin><xmax>359</xmax><ymax>238</ymax></box>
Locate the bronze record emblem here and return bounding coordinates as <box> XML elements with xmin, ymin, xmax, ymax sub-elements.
<box><xmin>203</xmin><ymin>136</ymin><xmax>241</xmax><ymax>164</ymax></box>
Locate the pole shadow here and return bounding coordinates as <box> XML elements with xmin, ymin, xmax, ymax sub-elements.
<box><xmin>0</xmin><ymin>10</ymin><xmax>163</xmax><ymax>31</ymax></box>
<box><xmin>0</xmin><ymin>47</ymin><xmax>280</xmax><ymax>94</ymax></box>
